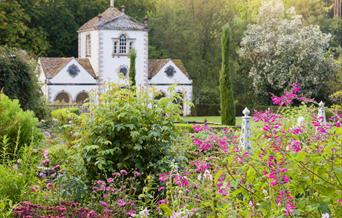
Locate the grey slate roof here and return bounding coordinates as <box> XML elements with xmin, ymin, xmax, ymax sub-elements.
<box><xmin>148</xmin><ymin>59</ymin><xmax>190</xmax><ymax>79</ymax></box>
<box><xmin>39</xmin><ymin>57</ymin><xmax>97</xmax><ymax>79</ymax></box>
<box><xmin>78</xmin><ymin>7</ymin><xmax>147</xmax><ymax>32</ymax></box>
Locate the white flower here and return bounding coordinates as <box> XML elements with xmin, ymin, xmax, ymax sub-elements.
<box><xmin>138</xmin><ymin>208</ymin><xmax>149</xmax><ymax>218</ymax></box>
<box><xmin>203</xmin><ymin>170</ymin><xmax>213</xmax><ymax>182</ymax></box>
<box><xmin>321</xmin><ymin>213</ymin><xmax>329</xmax><ymax>218</ymax></box>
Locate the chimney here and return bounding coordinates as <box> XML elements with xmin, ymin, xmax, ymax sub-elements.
<box><xmin>144</xmin><ymin>16</ymin><xmax>148</xmax><ymax>27</ymax></box>
<box><xmin>121</xmin><ymin>5</ymin><xmax>125</xmax><ymax>13</ymax></box>
<box><xmin>110</xmin><ymin>0</ymin><xmax>114</xmax><ymax>7</ymax></box>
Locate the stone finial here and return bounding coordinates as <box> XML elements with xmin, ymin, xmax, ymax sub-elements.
<box><xmin>242</xmin><ymin>107</ymin><xmax>250</xmax><ymax>116</ymax></box>
<box><xmin>319</xmin><ymin>101</ymin><xmax>324</xmax><ymax>107</ymax></box>
<box><xmin>110</xmin><ymin>0</ymin><xmax>114</xmax><ymax>7</ymax></box>
<box><xmin>121</xmin><ymin>5</ymin><xmax>125</xmax><ymax>13</ymax></box>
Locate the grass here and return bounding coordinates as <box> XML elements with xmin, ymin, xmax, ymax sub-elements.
<box><xmin>183</xmin><ymin>116</ymin><xmax>242</xmax><ymax>125</ymax></box>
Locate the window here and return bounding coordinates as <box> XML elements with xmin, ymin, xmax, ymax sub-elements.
<box><xmin>119</xmin><ymin>34</ymin><xmax>127</xmax><ymax>54</ymax></box>
<box><xmin>67</xmin><ymin>64</ymin><xmax>80</xmax><ymax>77</ymax></box>
<box><xmin>54</xmin><ymin>91</ymin><xmax>70</xmax><ymax>103</ymax></box>
<box><xmin>113</xmin><ymin>41</ymin><xmax>118</xmax><ymax>54</ymax></box>
<box><xmin>76</xmin><ymin>91</ymin><xmax>89</xmax><ymax>104</ymax></box>
<box><xmin>119</xmin><ymin>66</ymin><xmax>128</xmax><ymax>76</ymax></box>
<box><xmin>165</xmin><ymin>66</ymin><xmax>176</xmax><ymax>77</ymax></box>
<box><xmin>86</xmin><ymin>34</ymin><xmax>91</xmax><ymax>57</ymax></box>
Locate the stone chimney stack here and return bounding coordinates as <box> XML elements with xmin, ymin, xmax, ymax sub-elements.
<box><xmin>110</xmin><ymin>0</ymin><xmax>114</xmax><ymax>7</ymax></box>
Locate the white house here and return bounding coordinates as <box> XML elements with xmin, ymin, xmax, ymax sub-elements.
<box><xmin>38</xmin><ymin>0</ymin><xmax>192</xmax><ymax>115</ymax></box>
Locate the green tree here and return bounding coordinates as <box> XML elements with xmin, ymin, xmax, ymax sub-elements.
<box><xmin>129</xmin><ymin>49</ymin><xmax>136</xmax><ymax>86</ymax></box>
<box><xmin>220</xmin><ymin>25</ymin><xmax>235</xmax><ymax>125</ymax></box>
<box><xmin>0</xmin><ymin>1</ymin><xmax>48</xmax><ymax>55</ymax></box>
<box><xmin>239</xmin><ymin>0</ymin><xmax>336</xmax><ymax>100</ymax></box>
<box><xmin>0</xmin><ymin>47</ymin><xmax>47</xmax><ymax>119</ymax></box>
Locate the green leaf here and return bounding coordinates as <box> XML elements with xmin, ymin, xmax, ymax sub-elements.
<box><xmin>159</xmin><ymin>204</ymin><xmax>172</xmax><ymax>217</ymax></box>
<box><xmin>214</xmin><ymin>170</ymin><xmax>223</xmax><ymax>186</ymax></box>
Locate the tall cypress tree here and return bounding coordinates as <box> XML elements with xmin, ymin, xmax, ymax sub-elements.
<box><xmin>129</xmin><ymin>49</ymin><xmax>136</xmax><ymax>86</ymax></box>
<box><xmin>220</xmin><ymin>25</ymin><xmax>236</xmax><ymax>125</ymax></box>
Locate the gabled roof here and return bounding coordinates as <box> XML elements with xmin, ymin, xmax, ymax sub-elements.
<box><xmin>39</xmin><ymin>57</ymin><xmax>97</xmax><ymax>79</ymax></box>
<box><xmin>78</xmin><ymin>7</ymin><xmax>146</xmax><ymax>32</ymax></box>
<box><xmin>148</xmin><ymin>59</ymin><xmax>190</xmax><ymax>79</ymax></box>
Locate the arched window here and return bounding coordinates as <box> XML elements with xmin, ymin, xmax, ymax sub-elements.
<box><xmin>76</xmin><ymin>91</ymin><xmax>89</xmax><ymax>104</ymax></box>
<box><xmin>54</xmin><ymin>91</ymin><xmax>70</xmax><ymax>103</ymax></box>
<box><xmin>119</xmin><ymin>66</ymin><xmax>128</xmax><ymax>77</ymax></box>
<box><xmin>154</xmin><ymin>91</ymin><xmax>166</xmax><ymax>100</ymax></box>
<box><xmin>119</xmin><ymin>34</ymin><xmax>127</xmax><ymax>54</ymax></box>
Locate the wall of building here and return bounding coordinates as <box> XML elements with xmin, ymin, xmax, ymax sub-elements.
<box><xmin>99</xmin><ymin>30</ymin><xmax>148</xmax><ymax>85</ymax></box>
<box><xmin>149</xmin><ymin>61</ymin><xmax>192</xmax><ymax>85</ymax></box>
<box><xmin>78</xmin><ymin>30</ymin><xmax>100</xmax><ymax>75</ymax></box>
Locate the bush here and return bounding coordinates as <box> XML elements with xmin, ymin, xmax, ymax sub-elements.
<box><xmin>81</xmin><ymin>84</ymin><xmax>182</xmax><ymax>180</ymax></box>
<box><xmin>0</xmin><ymin>47</ymin><xmax>48</xmax><ymax>119</ymax></box>
<box><xmin>0</xmin><ymin>93</ymin><xmax>42</xmax><ymax>160</ymax></box>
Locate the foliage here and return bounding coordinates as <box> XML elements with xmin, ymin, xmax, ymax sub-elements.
<box><xmin>129</xmin><ymin>49</ymin><xmax>136</xmax><ymax>86</ymax></box>
<box><xmin>0</xmin><ymin>93</ymin><xmax>42</xmax><ymax>160</ymax></box>
<box><xmin>239</xmin><ymin>0</ymin><xmax>337</xmax><ymax>100</ymax></box>
<box><xmin>0</xmin><ymin>46</ymin><xmax>48</xmax><ymax>119</ymax></box>
<box><xmin>220</xmin><ymin>25</ymin><xmax>236</xmax><ymax>126</ymax></box>
<box><xmin>157</xmin><ymin>85</ymin><xmax>342</xmax><ymax>217</ymax></box>
<box><xmin>81</xmin><ymin>84</ymin><xmax>182</xmax><ymax>180</ymax></box>
<box><xmin>0</xmin><ymin>0</ymin><xmax>49</xmax><ymax>55</ymax></box>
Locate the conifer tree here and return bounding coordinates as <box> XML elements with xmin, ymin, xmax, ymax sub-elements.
<box><xmin>220</xmin><ymin>25</ymin><xmax>236</xmax><ymax>125</ymax></box>
<box><xmin>129</xmin><ymin>49</ymin><xmax>136</xmax><ymax>86</ymax></box>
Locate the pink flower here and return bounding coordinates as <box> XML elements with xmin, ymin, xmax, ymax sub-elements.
<box><xmin>46</xmin><ymin>182</ymin><xmax>53</xmax><ymax>190</ymax></box>
<box><xmin>157</xmin><ymin>199</ymin><xmax>168</xmax><ymax>205</ymax></box>
<box><xmin>337</xmin><ymin>198</ymin><xmax>342</xmax><ymax>206</ymax></box>
<box><xmin>120</xmin><ymin>169</ymin><xmax>128</xmax><ymax>176</ymax></box>
<box><xmin>106</xmin><ymin>178</ymin><xmax>114</xmax><ymax>183</ymax></box>
<box><xmin>117</xmin><ymin>199</ymin><xmax>126</xmax><ymax>208</ymax></box>
<box><xmin>133</xmin><ymin>171</ymin><xmax>141</xmax><ymax>177</ymax></box>
<box><xmin>158</xmin><ymin>186</ymin><xmax>165</xmax><ymax>192</ymax></box>
<box><xmin>174</xmin><ymin>175</ymin><xmax>189</xmax><ymax>187</ymax></box>
<box><xmin>99</xmin><ymin>201</ymin><xmax>108</xmax><ymax>208</ymax></box>
<box><xmin>159</xmin><ymin>172</ymin><xmax>169</xmax><ymax>183</ymax></box>
<box><xmin>43</xmin><ymin>150</ymin><xmax>49</xmax><ymax>159</ymax></box>
<box><xmin>127</xmin><ymin>210</ymin><xmax>136</xmax><ymax>217</ymax></box>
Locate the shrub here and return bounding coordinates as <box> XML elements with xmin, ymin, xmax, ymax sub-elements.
<box><xmin>0</xmin><ymin>46</ymin><xmax>48</xmax><ymax>119</ymax></box>
<box><xmin>0</xmin><ymin>93</ymin><xmax>42</xmax><ymax>160</ymax></box>
<box><xmin>81</xmin><ymin>84</ymin><xmax>182</xmax><ymax>180</ymax></box>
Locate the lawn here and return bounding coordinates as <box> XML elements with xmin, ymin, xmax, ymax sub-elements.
<box><xmin>183</xmin><ymin>116</ymin><xmax>242</xmax><ymax>125</ymax></box>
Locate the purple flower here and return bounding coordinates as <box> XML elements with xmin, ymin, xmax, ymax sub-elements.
<box><xmin>117</xmin><ymin>199</ymin><xmax>126</xmax><ymax>208</ymax></box>
<box><xmin>127</xmin><ymin>210</ymin><xmax>136</xmax><ymax>217</ymax></box>
<box><xmin>99</xmin><ymin>201</ymin><xmax>108</xmax><ymax>208</ymax></box>
<box><xmin>133</xmin><ymin>171</ymin><xmax>141</xmax><ymax>177</ymax></box>
<box><xmin>120</xmin><ymin>169</ymin><xmax>128</xmax><ymax>176</ymax></box>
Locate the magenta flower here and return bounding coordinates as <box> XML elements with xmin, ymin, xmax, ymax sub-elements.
<box><xmin>117</xmin><ymin>199</ymin><xmax>126</xmax><ymax>208</ymax></box>
<box><xmin>99</xmin><ymin>201</ymin><xmax>108</xmax><ymax>208</ymax></box>
<box><xmin>106</xmin><ymin>178</ymin><xmax>114</xmax><ymax>183</ymax></box>
<box><xmin>127</xmin><ymin>210</ymin><xmax>136</xmax><ymax>217</ymax></box>
<box><xmin>159</xmin><ymin>172</ymin><xmax>169</xmax><ymax>183</ymax></box>
<box><xmin>158</xmin><ymin>186</ymin><xmax>165</xmax><ymax>192</ymax></box>
<box><xmin>174</xmin><ymin>175</ymin><xmax>189</xmax><ymax>187</ymax></box>
<box><xmin>133</xmin><ymin>171</ymin><xmax>141</xmax><ymax>177</ymax></box>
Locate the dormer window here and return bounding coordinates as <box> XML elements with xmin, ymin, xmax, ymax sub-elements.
<box><xmin>119</xmin><ymin>34</ymin><xmax>127</xmax><ymax>54</ymax></box>
<box><xmin>86</xmin><ymin>34</ymin><xmax>91</xmax><ymax>57</ymax></box>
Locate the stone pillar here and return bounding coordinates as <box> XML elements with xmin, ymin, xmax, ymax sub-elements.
<box><xmin>240</xmin><ymin>107</ymin><xmax>252</xmax><ymax>151</ymax></box>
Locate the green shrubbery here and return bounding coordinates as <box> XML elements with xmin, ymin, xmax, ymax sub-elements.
<box><xmin>81</xmin><ymin>85</ymin><xmax>182</xmax><ymax>180</ymax></box>
<box><xmin>0</xmin><ymin>93</ymin><xmax>42</xmax><ymax>160</ymax></box>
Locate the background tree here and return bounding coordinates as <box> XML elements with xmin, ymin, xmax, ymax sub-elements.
<box><xmin>239</xmin><ymin>0</ymin><xmax>336</xmax><ymax>101</ymax></box>
<box><xmin>220</xmin><ymin>25</ymin><xmax>235</xmax><ymax>125</ymax></box>
<box><xmin>129</xmin><ymin>49</ymin><xmax>136</xmax><ymax>86</ymax></box>
<box><xmin>0</xmin><ymin>47</ymin><xmax>47</xmax><ymax>119</ymax></box>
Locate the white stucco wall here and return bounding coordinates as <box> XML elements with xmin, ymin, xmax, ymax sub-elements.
<box><xmin>149</xmin><ymin>61</ymin><xmax>192</xmax><ymax>85</ymax></box>
<box><xmin>48</xmin><ymin>85</ymin><xmax>97</xmax><ymax>103</ymax></box>
<box><xmin>47</xmin><ymin>58</ymin><xmax>98</xmax><ymax>103</ymax></box>
<box><xmin>98</xmin><ymin>30</ymin><xmax>148</xmax><ymax>85</ymax></box>
<box><xmin>78</xmin><ymin>31</ymin><xmax>99</xmax><ymax>75</ymax></box>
